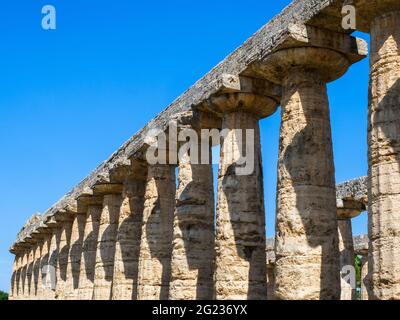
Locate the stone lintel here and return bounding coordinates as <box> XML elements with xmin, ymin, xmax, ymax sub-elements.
<box><xmin>92</xmin><ymin>183</ymin><xmax>124</xmax><ymax>196</ymax></box>
<box><xmin>344</xmin><ymin>0</ymin><xmax>400</xmax><ymax>32</ymax></box>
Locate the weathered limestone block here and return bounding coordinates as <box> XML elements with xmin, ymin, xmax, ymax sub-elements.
<box><xmin>351</xmin><ymin>0</ymin><xmax>400</xmax><ymax>300</ymax></box>
<box><xmin>93</xmin><ymin>193</ymin><xmax>122</xmax><ymax>300</ymax></box>
<box><xmin>137</xmin><ymin>165</ymin><xmax>176</xmax><ymax>300</ymax></box>
<box><xmin>64</xmin><ymin>213</ymin><xmax>86</xmax><ymax>300</ymax></box>
<box><xmin>77</xmin><ymin>204</ymin><xmax>102</xmax><ymax>300</ymax></box>
<box><xmin>112</xmin><ymin>162</ymin><xmax>147</xmax><ymax>300</ymax></box>
<box><xmin>265</xmin><ymin>47</ymin><xmax>352</xmax><ymax>300</ymax></box>
<box><xmin>169</xmin><ymin>150</ymin><xmax>215</xmax><ymax>300</ymax></box>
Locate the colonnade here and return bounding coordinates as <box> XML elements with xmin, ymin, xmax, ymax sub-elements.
<box><xmin>9</xmin><ymin>0</ymin><xmax>400</xmax><ymax>300</ymax></box>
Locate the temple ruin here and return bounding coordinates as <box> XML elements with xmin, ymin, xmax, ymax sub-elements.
<box><xmin>8</xmin><ymin>0</ymin><xmax>400</xmax><ymax>300</ymax></box>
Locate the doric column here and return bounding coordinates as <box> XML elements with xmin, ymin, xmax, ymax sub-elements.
<box><xmin>204</xmin><ymin>77</ymin><xmax>279</xmax><ymax>300</ymax></box>
<box><xmin>350</xmin><ymin>0</ymin><xmax>400</xmax><ymax>299</ymax></box>
<box><xmin>39</xmin><ymin>233</ymin><xmax>53</xmax><ymax>300</ymax></box>
<box><xmin>29</xmin><ymin>243</ymin><xmax>42</xmax><ymax>299</ymax></box>
<box><xmin>92</xmin><ymin>184</ymin><xmax>123</xmax><ymax>300</ymax></box>
<box><xmin>64</xmin><ymin>212</ymin><xmax>87</xmax><ymax>300</ymax></box>
<box><xmin>25</xmin><ymin>247</ymin><xmax>35</xmax><ymax>299</ymax></box>
<box><xmin>54</xmin><ymin>212</ymin><xmax>74</xmax><ymax>300</ymax></box>
<box><xmin>46</xmin><ymin>226</ymin><xmax>60</xmax><ymax>300</ymax></box>
<box><xmin>77</xmin><ymin>197</ymin><xmax>103</xmax><ymax>300</ymax></box>
<box><xmin>169</xmin><ymin>141</ymin><xmax>215</xmax><ymax>300</ymax></box>
<box><xmin>111</xmin><ymin>160</ymin><xmax>147</xmax><ymax>300</ymax></box>
<box><xmin>258</xmin><ymin>26</ymin><xmax>367</xmax><ymax>300</ymax></box>
<box><xmin>337</xmin><ymin>200</ymin><xmax>365</xmax><ymax>300</ymax></box>
<box><xmin>137</xmin><ymin>164</ymin><xmax>176</xmax><ymax>300</ymax></box>
<box><xmin>360</xmin><ymin>254</ymin><xmax>370</xmax><ymax>300</ymax></box>
<box><xmin>18</xmin><ymin>252</ymin><xmax>27</xmax><ymax>300</ymax></box>
<box><xmin>9</xmin><ymin>255</ymin><xmax>17</xmax><ymax>300</ymax></box>
<box><xmin>10</xmin><ymin>254</ymin><xmax>22</xmax><ymax>300</ymax></box>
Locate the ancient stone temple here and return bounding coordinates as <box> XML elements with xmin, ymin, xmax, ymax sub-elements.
<box><xmin>9</xmin><ymin>0</ymin><xmax>400</xmax><ymax>300</ymax></box>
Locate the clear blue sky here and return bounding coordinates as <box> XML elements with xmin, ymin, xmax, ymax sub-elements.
<box><xmin>0</xmin><ymin>0</ymin><xmax>369</xmax><ymax>292</ymax></box>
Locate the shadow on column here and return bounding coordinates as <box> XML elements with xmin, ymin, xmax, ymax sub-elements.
<box><xmin>221</xmin><ymin>158</ymin><xmax>267</xmax><ymax>300</ymax></box>
<box><xmin>281</xmin><ymin>94</ymin><xmax>339</xmax><ymax>298</ymax></box>
<box><xmin>70</xmin><ymin>215</ymin><xmax>86</xmax><ymax>290</ymax></box>
<box><xmin>118</xmin><ymin>193</ymin><xmax>145</xmax><ymax>300</ymax></box>
<box><xmin>176</xmin><ymin>170</ymin><xmax>215</xmax><ymax>300</ymax></box>
<box><xmin>145</xmin><ymin>170</ymin><xmax>175</xmax><ymax>300</ymax></box>
<box><xmin>368</xmin><ymin>78</ymin><xmax>400</xmax><ymax>299</ymax></box>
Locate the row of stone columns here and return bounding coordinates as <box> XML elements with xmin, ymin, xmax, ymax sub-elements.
<box><xmin>9</xmin><ymin>3</ymin><xmax>400</xmax><ymax>299</ymax></box>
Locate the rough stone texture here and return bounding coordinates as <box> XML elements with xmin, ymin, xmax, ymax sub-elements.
<box><xmin>39</xmin><ymin>235</ymin><xmax>52</xmax><ymax>300</ymax></box>
<box><xmin>137</xmin><ymin>165</ymin><xmax>175</xmax><ymax>300</ymax></box>
<box><xmin>25</xmin><ymin>248</ymin><xmax>35</xmax><ymax>299</ymax></box>
<box><xmin>64</xmin><ymin>213</ymin><xmax>86</xmax><ymax>300</ymax></box>
<box><xmin>93</xmin><ymin>194</ymin><xmax>122</xmax><ymax>300</ymax></box>
<box><xmin>338</xmin><ymin>219</ymin><xmax>356</xmax><ymax>300</ymax></box>
<box><xmin>215</xmin><ymin>110</ymin><xmax>268</xmax><ymax>300</ymax></box>
<box><xmin>46</xmin><ymin>231</ymin><xmax>58</xmax><ymax>300</ymax></box>
<box><xmin>366</xmin><ymin>7</ymin><xmax>400</xmax><ymax>300</ymax></box>
<box><xmin>169</xmin><ymin>150</ymin><xmax>215</xmax><ymax>300</ymax></box>
<box><xmin>360</xmin><ymin>255</ymin><xmax>370</xmax><ymax>300</ymax></box>
<box><xmin>112</xmin><ymin>168</ymin><xmax>147</xmax><ymax>300</ymax></box>
<box><xmin>55</xmin><ymin>220</ymin><xmax>73</xmax><ymax>300</ymax></box>
<box><xmin>78</xmin><ymin>205</ymin><xmax>102</xmax><ymax>300</ymax></box>
<box><xmin>272</xmin><ymin>49</ymin><xmax>346</xmax><ymax>300</ymax></box>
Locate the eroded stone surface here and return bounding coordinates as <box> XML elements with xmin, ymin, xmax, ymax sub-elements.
<box><xmin>137</xmin><ymin>165</ymin><xmax>175</xmax><ymax>300</ymax></box>
<box><xmin>169</xmin><ymin>151</ymin><xmax>215</xmax><ymax>300</ymax></box>
<box><xmin>368</xmin><ymin>8</ymin><xmax>400</xmax><ymax>300</ymax></box>
<box><xmin>77</xmin><ymin>205</ymin><xmax>102</xmax><ymax>300</ymax></box>
<box><xmin>112</xmin><ymin>170</ymin><xmax>147</xmax><ymax>300</ymax></box>
<box><xmin>215</xmin><ymin>111</ymin><xmax>267</xmax><ymax>300</ymax></box>
<box><xmin>93</xmin><ymin>195</ymin><xmax>122</xmax><ymax>300</ymax></box>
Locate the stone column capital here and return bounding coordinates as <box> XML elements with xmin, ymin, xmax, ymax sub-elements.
<box><xmin>198</xmin><ymin>74</ymin><xmax>281</xmax><ymax>119</ymax></box>
<box><xmin>336</xmin><ymin>199</ymin><xmax>366</xmax><ymax>219</ymax></box>
<box><xmin>345</xmin><ymin>0</ymin><xmax>400</xmax><ymax>32</ymax></box>
<box><xmin>251</xmin><ymin>24</ymin><xmax>367</xmax><ymax>84</ymax></box>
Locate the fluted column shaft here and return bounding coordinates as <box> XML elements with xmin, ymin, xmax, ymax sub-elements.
<box><xmin>55</xmin><ymin>220</ymin><xmax>73</xmax><ymax>300</ymax></box>
<box><xmin>112</xmin><ymin>169</ymin><xmax>147</xmax><ymax>300</ymax></box>
<box><xmin>169</xmin><ymin>148</ymin><xmax>215</xmax><ymax>300</ymax></box>
<box><xmin>368</xmin><ymin>9</ymin><xmax>400</xmax><ymax>300</ymax></box>
<box><xmin>64</xmin><ymin>213</ymin><xmax>86</xmax><ymax>299</ymax></box>
<box><xmin>338</xmin><ymin>219</ymin><xmax>356</xmax><ymax>300</ymax></box>
<box><xmin>93</xmin><ymin>194</ymin><xmax>122</xmax><ymax>300</ymax></box>
<box><xmin>215</xmin><ymin>111</ymin><xmax>267</xmax><ymax>300</ymax></box>
<box><xmin>137</xmin><ymin>164</ymin><xmax>176</xmax><ymax>300</ymax></box>
<box><xmin>77</xmin><ymin>205</ymin><xmax>102</xmax><ymax>300</ymax></box>
<box><xmin>274</xmin><ymin>55</ymin><xmax>343</xmax><ymax>299</ymax></box>
<box><xmin>361</xmin><ymin>254</ymin><xmax>370</xmax><ymax>300</ymax></box>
